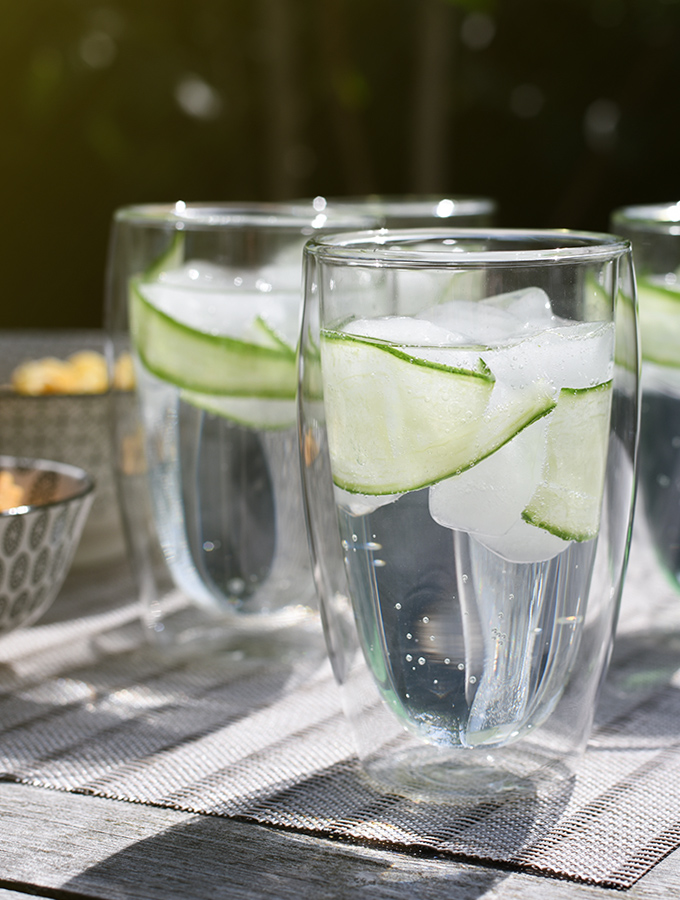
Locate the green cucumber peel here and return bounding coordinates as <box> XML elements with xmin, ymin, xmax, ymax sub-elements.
<box><xmin>130</xmin><ymin>278</ymin><xmax>297</xmax><ymax>398</ymax></box>
<box><xmin>334</xmin><ymin>398</ymin><xmax>556</xmax><ymax>496</ymax></box>
<box><xmin>322</xmin><ymin>327</ymin><xmax>557</xmax><ymax>496</ymax></box>
<box><xmin>252</xmin><ymin>315</ymin><xmax>296</xmax><ymax>354</ymax></box>
<box><xmin>321</xmin><ymin>328</ymin><xmax>495</xmax><ymax>383</ymax></box>
<box><xmin>180</xmin><ymin>389</ymin><xmax>296</xmax><ymax>430</ymax></box>
<box><xmin>521</xmin><ymin>379</ymin><xmax>613</xmax><ymax>542</ymax></box>
<box><xmin>636</xmin><ymin>277</ymin><xmax>680</xmax><ymax>368</ymax></box>
<box><xmin>143</xmin><ymin>231</ymin><xmax>186</xmax><ymax>282</ymax></box>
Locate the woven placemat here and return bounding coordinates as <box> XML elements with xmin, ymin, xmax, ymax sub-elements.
<box><xmin>1</xmin><ymin>533</ymin><xmax>680</xmax><ymax>890</ymax></box>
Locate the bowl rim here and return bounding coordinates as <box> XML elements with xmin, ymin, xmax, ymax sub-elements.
<box><xmin>0</xmin><ymin>387</ymin><xmax>111</xmax><ymax>401</ymax></box>
<box><xmin>0</xmin><ymin>455</ymin><xmax>95</xmax><ymax>517</ymax></box>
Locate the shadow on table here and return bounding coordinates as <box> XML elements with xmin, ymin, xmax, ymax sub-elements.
<box><xmin>221</xmin><ymin>753</ymin><xmax>575</xmax><ymax>872</ymax></box>
<box><xmin>62</xmin><ymin>813</ymin><xmax>508</xmax><ymax>900</ymax></box>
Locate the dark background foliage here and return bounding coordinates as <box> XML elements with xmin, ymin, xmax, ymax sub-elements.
<box><xmin>2</xmin><ymin>0</ymin><xmax>679</xmax><ymax>328</ymax></box>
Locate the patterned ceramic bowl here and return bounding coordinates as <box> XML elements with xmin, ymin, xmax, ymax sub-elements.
<box><xmin>0</xmin><ymin>456</ymin><xmax>94</xmax><ymax>635</ymax></box>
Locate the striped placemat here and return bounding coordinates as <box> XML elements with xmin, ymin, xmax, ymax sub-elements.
<box><xmin>1</xmin><ymin>533</ymin><xmax>679</xmax><ymax>889</ymax></box>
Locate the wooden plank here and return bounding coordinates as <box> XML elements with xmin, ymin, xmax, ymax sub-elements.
<box><xmin>0</xmin><ymin>892</ymin><xmax>42</xmax><ymax>899</ymax></box>
<box><xmin>2</xmin><ymin>782</ymin><xmax>680</xmax><ymax>900</ymax></box>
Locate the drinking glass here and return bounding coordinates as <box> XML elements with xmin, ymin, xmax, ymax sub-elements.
<box><xmin>106</xmin><ymin>202</ymin><xmax>375</xmax><ymax>650</ymax></box>
<box><xmin>611</xmin><ymin>203</ymin><xmax>680</xmax><ymax>590</ymax></box>
<box><xmin>299</xmin><ymin>228</ymin><xmax>638</xmax><ymax>798</ymax></box>
<box><xmin>303</xmin><ymin>194</ymin><xmax>496</xmax><ymax>228</ymax></box>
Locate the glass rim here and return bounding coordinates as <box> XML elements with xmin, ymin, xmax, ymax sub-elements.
<box><xmin>611</xmin><ymin>202</ymin><xmax>680</xmax><ymax>233</ymax></box>
<box><xmin>304</xmin><ymin>227</ymin><xmax>631</xmax><ymax>267</ymax></box>
<box><xmin>113</xmin><ymin>201</ymin><xmax>377</xmax><ymax>231</ymax></box>
<box><xmin>305</xmin><ymin>194</ymin><xmax>497</xmax><ymax>218</ymax></box>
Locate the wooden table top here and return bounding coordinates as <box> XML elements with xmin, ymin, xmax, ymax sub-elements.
<box><xmin>3</xmin><ymin>777</ymin><xmax>680</xmax><ymax>900</ymax></box>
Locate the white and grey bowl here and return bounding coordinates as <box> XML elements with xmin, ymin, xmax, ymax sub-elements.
<box><xmin>0</xmin><ymin>456</ymin><xmax>94</xmax><ymax>635</ymax></box>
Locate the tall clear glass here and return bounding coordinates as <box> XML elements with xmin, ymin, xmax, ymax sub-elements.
<box><xmin>106</xmin><ymin>202</ymin><xmax>375</xmax><ymax>651</ymax></box>
<box><xmin>611</xmin><ymin>203</ymin><xmax>680</xmax><ymax>591</ymax></box>
<box><xmin>302</xmin><ymin>194</ymin><xmax>496</xmax><ymax>228</ymax></box>
<box><xmin>299</xmin><ymin>229</ymin><xmax>638</xmax><ymax>799</ymax></box>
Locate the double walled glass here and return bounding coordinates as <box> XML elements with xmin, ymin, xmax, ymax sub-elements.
<box><xmin>106</xmin><ymin>202</ymin><xmax>374</xmax><ymax>650</ymax></box>
<box><xmin>302</xmin><ymin>194</ymin><xmax>496</xmax><ymax>228</ymax></box>
<box><xmin>299</xmin><ymin>229</ymin><xmax>638</xmax><ymax>798</ymax></box>
<box><xmin>611</xmin><ymin>203</ymin><xmax>680</xmax><ymax>590</ymax></box>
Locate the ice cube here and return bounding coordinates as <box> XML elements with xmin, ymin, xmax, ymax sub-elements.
<box><xmin>417</xmin><ymin>299</ymin><xmax>524</xmax><ymax>344</ymax></box>
<box><xmin>416</xmin><ymin>287</ymin><xmax>580</xmax><ymax>347</ymax></box>
<box><xmin>160</xmin><ymin>258</ymin><xmax>300</xmax><ymax>293</ymax></box>
<box><xmin>343</xmin><ymin>316</ymin><xmax>483</xmax><ymax>369</ymax></box>
<box><xmin>259</xmin><ymin>261</ymin><xmax>303</xmax><ymax>292</ymax></box>
<box><xmin>345</xmin><ymin>315</ymin><xmax>465</xmax><ymax>346</ymax></box>
<box><xmin>482</xmin><ymin>321</ymin><xmax>615</xmax><ymax>391</ymax></box>
<box><xmin>480</xmin><ymin>287</ymin><xmax>556</xmax><ymax>327</ymax></box>
<box><xmin>157</xmin><ymin>260</ymin><xmax>241</xmax><ymax>288</ymax></box>
<box><xmin>141</xmin><ymin>259</ymin><xmax>301</xmax><ymax>342</ymax></box>
<box><xmin>141</xmin><ymin>281</ymin><xmax>256</xmax><ymax>337</ymax></box>
<box><xmin>473</xmin><ymin>518</ymin><xmax>570</xmax><ymax>563</ymax></box>
<box><xmin>429</xmin><ymin>417</ymin><xmax>547</xmax><ymax>536</ymax></box>
<box><xmin>395</xmin><ymin>270</ymin><xmax>457</xmax><ymax>315</ymax></box>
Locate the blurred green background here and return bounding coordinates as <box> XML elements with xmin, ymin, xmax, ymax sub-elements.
<box><xmin>2</xmin><ymin>0</ymin><xmax>679</xmax><ymax>328</ymax></box>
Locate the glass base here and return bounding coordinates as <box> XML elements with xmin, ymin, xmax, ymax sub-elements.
<box><xmin>143</xmin><ymin>588</ymin><xmax>323</xmax><ymax>662</ymax></box>
<box><xmin>362</xmin><ymin>743</ymin><xmax>575</xmax><ymax>804</ymax></box>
